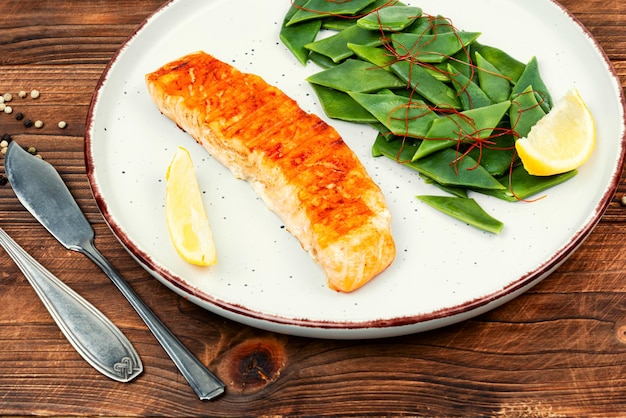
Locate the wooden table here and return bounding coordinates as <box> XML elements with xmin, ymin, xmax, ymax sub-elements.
<box><xmin>1</xmin><ymin>1</ymin><xmax>626</xmax><ymax>416</ymax></box>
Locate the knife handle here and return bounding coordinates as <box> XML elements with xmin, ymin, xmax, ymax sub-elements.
<box><xmin>0</xmin><ymin>227</ymin><xmax>143</xmax><ymax>382</ymax></box>
<box><xmin>78</xmin><ymin>239</ymin><xmax>225</xmax><ymax>401</ymax></box>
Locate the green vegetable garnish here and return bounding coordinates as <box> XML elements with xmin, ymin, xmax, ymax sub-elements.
<box><xmin>279</xmin><ymin>2</ymin><xmax>575</xmax><ymax>233</ymax></box>
<box><xmin>417</xmin><ymin>195</ymin><xmax>504</xmax><ymax>234</ymax></box>
<box><xmin>357</xmin><ymin>6</ymin><xmax>422</xmax><ymax>31</ymax></box>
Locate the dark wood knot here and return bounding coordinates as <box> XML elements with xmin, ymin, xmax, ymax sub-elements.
<box><xmin>221</xmin><ymin>337</ymin><xmax>286</xmax><ymax>393</ymax></box>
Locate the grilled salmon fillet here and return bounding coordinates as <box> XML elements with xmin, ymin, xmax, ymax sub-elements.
<box><xmin>145</xmin><ymin>51</ymin><xmax>395</xmax><ymax>292</ymax></box>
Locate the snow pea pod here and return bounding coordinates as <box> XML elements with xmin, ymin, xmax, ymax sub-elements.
<box><xmin>481</xmin><ymin>166</ymin><xmax>577</xmax><ymax>201</ymax></box>
<box><xmin>391</xmin><ymin>61</ymin><xmax>461</xmax><ymax>109</ymax></box>
<box><xmin>412</xmin><ymin>148</ymin><xmax>506</xmax><ymax>190</ymax></box>
<box><xmin>472</xmin><ymin>42</ymin><xmax>526</xmax><ymax>83</ymax></box>
<box><xmin>372</xmin><ymin>130</ymin><xmax>419</xmax><ymax>158</ymax></box>
<box><xmin>447</xmin><ymin>43</ymin><xmax>474</xmax><ymax>80</ymax></box>
<box><xmin>475</xmin><ymin>52</ymin><xmax>511</xmax><ymax>104</ymax></box>
<box><xmin>405</xmin><ymin>16</ymin><xmax>435</xmax><ymax>35</ymax></box>
<box><xmin>466</xmin><ymin>132</ymin><xmax>517</xmax><ymax>177</ymax></box>
<box><xmin>310</xmin><ymin>84</ymin><xmax>378</xmax><ymax>123</ymax></box>
<box><xmin>376</xmin><ymin>87</ymin><xmax>418</xmax><ymax>99</ymax></box>
<box><xmin>422</xmin><ymin>66</ymin><xmax>452</xmax><ymax>82</ymax></box>
<box><xmin>413</xmin><ymin>101</ymin><xmax>511</xmax><ymax>160</ymax></box>
<box><xmin>373</xmin><ymin>136</ymin><xmax>506</xmax><ymax>190</ymax></box>
<box><xmin>357</xmin><ymin>6</ymin><xmax>422</xmax><ymax>31</ymax></box>
<box><xmin>287</xmin><ymin>0</ymin><xmax>376</xmax><ymax>26</ymax></box>
<box><xmin>307</xmin><ymin>59</ymin><xmax>405</xmax><ymax>92</ymax></box>
<box><xmin>361</xmin><ymin>0</ymin><xmax>407</xmax><ymax>14</ymax></box>
<box><xmin>370</xmin><ymin>124</ymin><xmax>397</xmax><ymax>142</ymax></box>
<box><xmin>280</xmin><ymin>0</ymin><xmax>322</xmax><ymax>66</ymax></box>
<box><xmin>391</xmin><ymin>31</ymin><xmax>481</xmax><ymax>63</ymax></box>
<box><xmin>342</xmin><ymin>0</ymin><xmax>408</xmax><ymax>27</ymax></box>
<box><xmin>308</xmin><ymin>52</ymin><xmax>339</xmax><ymax>69</ymax></box>
<box><xmin>509</xmin><ymin>85</ymin><xmax>547</xmax><ymax>138</ymax></box>
<box><xmin>447</xmin><ymin>63</ymin><xmax>492</xmax><ymax>111</ymax></box>
<box><xmin>430</xmin><ymin>15</ymin><xmax>455</xmax><ymax>34</ymax></box>
<box><xmin>350</xmin><ymin>0</ymin><xmax>408</xmax><ymax>24</ymax></box>
<box><xmin>305</xmin><ymin>24</ymin><xmax>382</xmax><ymax>63</ymax></box>
<box><xmin>399</xmin><ymin>60</ymin><xmax>452</xmax><ymax>83</ymax></box>
<box><xmin>417</xmin><ymin>195</ymin><xmax>504</xmax><ymax>234</ymax></box>
<box><xmin>351</xmin><ymin>42</ymin><xmax>456</xmax><ymax>81</ymax></box>
<box><xmin>511</xmin><ymin>56</ymin><xmax>552</xmax><ymax>110</ymax></box>
<box><xmin>322</xmin><ymin>18</ymin><xmax>355</xmax><ymax>31</ymax></box>
<box><xmin>348</xmin><ymin>43</ymin><xmax>395</xmax><ymax>70</ymax></box>
<box><xmin>419</xmin><ymin>173</ymin><xmax>468</xmax><ymax>198</ymax></box>
<box><xmin>350</xmin><ymin>92</ymin><xmax>437</xmax><ymax>138</ymax></box>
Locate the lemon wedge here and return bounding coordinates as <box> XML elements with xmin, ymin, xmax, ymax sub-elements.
<box><xmin>165</xmin><ymin>146</ymin><xmax>217</xmax><ymax>266</ymax></box>
<box><xmin>515</xmin><ymin>88</ymin><xmax>595</xmax><ymax>176</ymax></box>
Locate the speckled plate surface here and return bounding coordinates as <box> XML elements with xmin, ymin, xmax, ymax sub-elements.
<box><xmin>85</xmin><ymin>0</ymin><xmax>626</xmax><ymax>339</ymax></box>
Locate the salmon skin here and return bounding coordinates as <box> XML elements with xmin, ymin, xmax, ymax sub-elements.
<box><xmin>145</xmin><ymin>51</ymin><xmax>395</xmax><ymax>292</ymax></box>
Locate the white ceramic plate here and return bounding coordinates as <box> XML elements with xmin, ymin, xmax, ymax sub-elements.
<box><xmin>85</xmin><ymin>0</ymin><xmax>626</xmax><ymax>339</ymax></box>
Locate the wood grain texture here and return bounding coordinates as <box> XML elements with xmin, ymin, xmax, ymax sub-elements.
<box><xmin>1</xmin><ymin>0</ymin><xmax>626</xmax><ymax>416</ymax></box>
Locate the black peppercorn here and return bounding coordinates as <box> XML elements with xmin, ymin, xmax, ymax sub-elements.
<box><xmin>0</xmin><ymin>175</ymin><xmax>8</xmax><ymax>186</ymax></box>
<box><xmin>15</xmin><ymin>112</ymin><xmax>24</xmax><ymax>121</ymax></box>
<box><xmin>23</xmin><ymin>119</ymin><xmax>33</xmax><ymax>128</ymax></box>
<box><xmin>1</xmin><ymin>133</ymin><xmax>12</xmax><ymax>142</ymax></box>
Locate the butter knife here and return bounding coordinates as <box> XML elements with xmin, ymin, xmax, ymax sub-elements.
<box><xmin>0</xmin><ymin>226</ymin><xmax>142</xmax><ymax>382</ymax></box>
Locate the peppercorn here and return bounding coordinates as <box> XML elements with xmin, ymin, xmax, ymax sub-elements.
<box><xmin>2</xmin><ymin>93</ymin><xmax>12</xmax><ymax>102</ymax></box>
<box><xmin>2</xmin><ymin>133</ymin><xmax>12</xmax><ymax>142</ymax></box>
<box><xmin>15</xmin><ymin>112</ymin><xmax>24</xmax><ymax>121</ymax></box>
<box><xmin>0</xmin><ymin>175</ymin><xmax>7</xmax><ymax>186</ymax></box>
<box><xmin>34</xmin><ymin>120</ymin><xmax>43</xmax><ymax>129</ymax></box>
<box><xmin>23</xmin><ymin>119</ymin><xmax>33</xmax><ymax>128</ymax></box>
<box><xmin>27</xmin><ymin>146</ymin><xmax>36</xmax><ymax>155</ymax></box>
<box><xmin>4</xmin><ymin>106</ymin><xmax>12</xmax><ymax>114</ymax></box>
<box><xmin>18</xmin><ymin>90</ymin><xmax>27</xmax><ymax>99</ymax></box>
<box><xmin>57</xmin><ymin>121</ymin><xmax>67</xmax><ymax>129</ymax></box>
<box><xmin>30</xmin><ymin>90</ymin><xmax>40</xmax><ymax>99</ymax></box>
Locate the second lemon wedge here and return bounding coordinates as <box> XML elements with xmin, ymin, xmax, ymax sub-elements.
<box><xmin>165</xmin><ymin>146</ymin><xmax>217</xmax><ymax>266</ymax></box>
<box><xmin>515</xmin><ymin>88</ymin><xmax>596</xmax><ymax>176</ymax></box>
